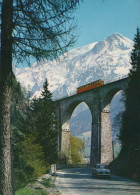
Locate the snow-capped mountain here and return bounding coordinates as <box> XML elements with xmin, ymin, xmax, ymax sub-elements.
<box><xmin>14</xmin><ymin>33</ymin><xmax>133</xmax><ymax>99</ymax></box>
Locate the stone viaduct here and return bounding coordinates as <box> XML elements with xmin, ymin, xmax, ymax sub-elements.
<box><xmin>54</xmin><ymin>77</ymin><xmax>129</xmax><ymax>165</ymax></box>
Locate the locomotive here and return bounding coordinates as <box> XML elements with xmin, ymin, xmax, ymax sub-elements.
<box><xmin>77</xmin><ymin>79</ymin><xmax>104</xmax><ymax>94</ymax></box>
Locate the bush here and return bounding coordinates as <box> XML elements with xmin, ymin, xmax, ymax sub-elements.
<box><xmin>70</xmin><ymin>135</ymin><xmax>84</xmax><ymax>164</ymax></box>
<box><xmin>13</xmin><ymin>135</ymin><xmax>48</xmax><ymax>190</ymax></box>
<box><xmin>15</xmin><ymin>188</ymin><xmax>38</xmax><ymax>195</ymax></box>
<box><xmin>15</xmin><ymin>188</ymin><xmax>49</xmax><ymax>195</ymax></box>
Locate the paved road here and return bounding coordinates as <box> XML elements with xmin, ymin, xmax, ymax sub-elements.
<box><xmin>55</xmin><ymin>168</ymin><xmax>140</xmax><ymax>195</ymax></box>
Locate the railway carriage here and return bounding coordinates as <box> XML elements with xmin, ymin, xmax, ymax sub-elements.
<box><xmin>77</xmin><ymin>79</ymin><xmax>104</xmax><ymax>94</ymax></box>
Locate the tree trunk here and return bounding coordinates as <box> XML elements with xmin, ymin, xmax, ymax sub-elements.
<box><xmin>0</xmin><ymin>0</ymin><xmax>14</xmax><ymax>194</ymax></box>
<box><xmin>0</xmin><ymin>81</ymin><xmax>13</xmax><ymax>195</ymax></box>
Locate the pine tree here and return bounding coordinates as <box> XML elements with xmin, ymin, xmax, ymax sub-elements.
<box><xmin>10</xmin><ymin>76</ymin><xmax>33</xmax><ymax>190</ymax></box>
<box><xmin>119</xmin><ymin>28</ymin><xmax>140</xmax><ymax>178</ymax></box>
<box><xmin>11</xmin><ymin>78</ymin><xmax>56</xmax><ymax>189</ymax></box>
<box><xmin>31</xmin><ymin>79</ymin><xmax>58</xmax><ymax>164</ymax></box>
<box><xmin>11</xmin><ymin>74</ymin><xmax>27</xmax><ymax>127</ymax></box>
<box><xmin>120</xmin><ymin>28</ymin><xmax>140</xmax><ymax>148</ymax></box>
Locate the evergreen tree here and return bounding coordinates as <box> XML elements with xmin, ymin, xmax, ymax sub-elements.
<box><xmin>120</xmin><ymin>28</ymin><xmax>140</xmax><ymax>148</ymax></box>
<box><xmin>10</xmin><ymin>76</ymin><xmax>35</xmax><ymax>190</ymax></box>
<box><xmin>119</xmin><ymin>28</ymin><xmax>140</xmax><ymax>178</ymax></box>
<box><xmin>11</xmin><ymin>78</ymin><xmax>57</xmax><ymax>189</ymax></box>
<box><xmin>30</xmin><ymin>79</ymin><xmax>58</xmax><ymax>164</ymax></box>
<box><xmin>11</xmin><ymin>74</ymin><xmax>27</xmax><ymax>127</ymax></box>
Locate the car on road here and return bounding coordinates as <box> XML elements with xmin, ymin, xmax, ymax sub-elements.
<box><xmin>92</xmin><ymin>164</ymin><xmax>111</xmax><ymax>178</ymax></box>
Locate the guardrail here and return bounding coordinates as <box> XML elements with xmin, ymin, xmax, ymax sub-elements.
<box><xmin>49</xmin><ymin>164</ymin><xmax>57</xmax><ymax>175</ymax></box>
<box><xmin>49</xmin><ymin>163</ymin><xmax>91</xmax><ymax>174</ymax></box>
<box><xmin>56</xmin><ymin>163</ymin><xmax>91</xmax><ymax>170</ymax></box>
<box><xmin>104</xmin><ymin>74</ymin><xmax>128</xmax><ymax>85</ymax></box>
<box><xmin>53</xmin><ymin>91</ymin><xmax>76</xmax><ymax>101</ymax></box>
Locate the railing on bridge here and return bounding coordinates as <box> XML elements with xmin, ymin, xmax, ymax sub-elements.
<box><xmin>104</xmin><ymin>74</ymin><xmax>128</xmax><ymax>85</ymax></box>
<box><xmin>53</xmin><ymin>91</ymin><xmax>76</xmax><ymax>101</ymax></box>
<box><xmin>56</xmin><ymin>163</ymin><xmax>91</xmax><ymax>170</ymax></box>
<box><xmin>49</xmin><ymin>163</ymin><xmax>91</xmax><ymax>174</ymax></box>
<box><xmin>54</xmin><ymin>74</ymin><xmax>129</xmax><ymax>101</ymax></box>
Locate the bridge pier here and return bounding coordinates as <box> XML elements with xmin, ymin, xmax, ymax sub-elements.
<box><xmin>61</xmin><ymin>129</ymin><xmax>71</xmax><ymax>163</ymax></box>
<box><xmin>90</xmin><ymin>108</ymin><xmax>101</xmax><ymax>166</ymax></box>
<box><xmin>90</xmin><ymin>104</ymin><xmax>113</xmax><ymax>166</ymax></box>
<box><xmin>100</xmin><ymin>110</ymin><xmax>113</xmax><ymax>164</ymax></box>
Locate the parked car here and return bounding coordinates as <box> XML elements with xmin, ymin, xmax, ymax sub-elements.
<box><xmin>92</xmin><ymin>164</ymin><xmax>111</xmax><ymax>178</ymax></box>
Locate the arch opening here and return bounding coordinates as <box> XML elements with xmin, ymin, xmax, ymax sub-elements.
<box><xmin>110</xmin><ymin>90</ymin><xmax>125</xmax><ymax>159</ymax></box>
<box><xmin>100</xmin><ymin>88</ymin><xmax>126</xmax><ymax>164</ymax></box>
<box><xmin>70</xmin><ymin>102</ymin><xmax>92</xmax><ymax>164</ymax></box>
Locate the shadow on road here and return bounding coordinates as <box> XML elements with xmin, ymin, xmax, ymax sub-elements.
<box><xmin>56</xmin><ymin>168</ymin><xmax>140</xmax><ymax>194</ymax></box>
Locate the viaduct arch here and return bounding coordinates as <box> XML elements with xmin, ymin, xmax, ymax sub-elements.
<box><xmin>55</xmin><ymin>77</ymin><xmax>129</xmax><ymax>165</ymax></box>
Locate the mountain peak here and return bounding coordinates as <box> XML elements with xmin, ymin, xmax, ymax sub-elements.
<box><xmin>90</xmin><ymin>33</ymin><xmax>133</xmax><ymax>55</ymax></box>
<box><xmin>106</xmin><ymin>33</ymin><xmax>133</xmax><ymax>45</ymax></box>
<box><xmin>107</xmin><ymin>33</ymin><xmax>125</xmax><ymax>39</ymax></box>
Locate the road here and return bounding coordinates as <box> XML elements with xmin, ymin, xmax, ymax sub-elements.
<box><xmin>55</xmin><ymin>168</ymin><xmax>140</xmax><ymax>195</ymax></box>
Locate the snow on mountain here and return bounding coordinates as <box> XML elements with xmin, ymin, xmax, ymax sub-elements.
<box><xmin>14</xmin><ymin>33</ymin><xmax>133</xmax><ymax>99</ymax></box>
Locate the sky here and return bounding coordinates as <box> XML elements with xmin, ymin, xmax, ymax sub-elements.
<box><xmin>15</xmin><ymin>0</ymin><xmax>140</xmax><ymax>67</ymax></box>
<box><xmin>71</xmin><ymin>0</ymin><xmax>140</xmax><ymax>49</ymax></box>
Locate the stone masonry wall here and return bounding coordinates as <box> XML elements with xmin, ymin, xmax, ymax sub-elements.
<box><xmin>61</xmin><ymin>129</ymin><xmax>71</xmax><ymax>163</ymax></box>
<box><xmin>101</xmin><ymin>111</ymin><xmax>113</xmax><ymax>164</ymax></box>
